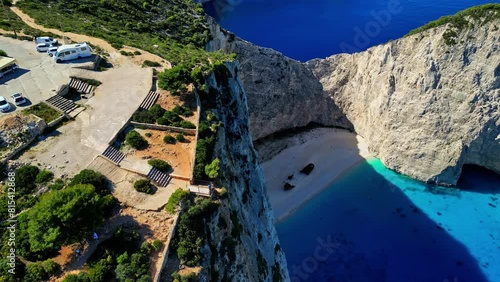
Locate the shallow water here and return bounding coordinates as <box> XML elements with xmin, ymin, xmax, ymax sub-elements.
<box><xmin>276</xmin><ymin>159</ymin><xmax>500</xmax><ymax>282</ymax></box>
<box><xmin>205</xmin><ymin>0</ymin><xmax>495</xmax><ymax>61</ymax></box>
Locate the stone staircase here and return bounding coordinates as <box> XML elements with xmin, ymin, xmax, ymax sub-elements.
<box><xmin>138</xmin><ymin>90</ymin><xmax>159</xmax><ymax>110</ymax></box>
<box><xmin>69</xmin><ymin>78</ymin><xmax>95</xmax><ymax>94</ymax></box>
<box><xmin>147</xmin><ymin>168</ymin><xmax>171</xmax><ymax>187</ymax></box>
<box><xmin>45</xmin><ymin>95</ymin><xmax>78</xmax><ymax>114</ymax></box>
<box><xmin>101</xmin><ymin>146</ymin><xmax>125</xmax><ymax>165</ymax></box>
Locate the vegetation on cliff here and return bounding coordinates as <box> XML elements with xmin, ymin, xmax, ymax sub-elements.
<box><xmin>407</xmin><ymin>4</ymin><xmax>500</xmax><ymax>36</ymax></box>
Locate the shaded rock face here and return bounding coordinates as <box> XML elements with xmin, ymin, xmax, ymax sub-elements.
<box><xmin>307</xmin><ymin>21</ymin><xmax>500</xmax><ymax>185</ymax></box>
<box><xmin>200</xmin><ymin>62</ymin><xmax>289</xmax><ymax>281</ymax></box>
<box><xmin>207</xmin><ymin>18</ymin><xmax>353</xmax><ymax>141</ymax></box>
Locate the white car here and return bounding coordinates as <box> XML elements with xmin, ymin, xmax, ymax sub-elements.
<box><xmin>0</xmin><ymin>96</ymin><xmax>11</xmax><ymax>112</ymax></box>
<box><xmin>11</xmin><ymin>93</ymin><xmax>27</xmax><ymax>106</ymax></box>
<box><xmin>35</xmin><ymin>36</ymin><xmax>58</xmax><ymax>45</ymax></box>
<box><xmin>47</xmin><ymin>46</ymin><xmax>58</xmax><ymax>57</ymax></box>
<box><xmin>36</xmin><ymin>43</ymin><xmax>54</xmax><ymax>52</ymax></box>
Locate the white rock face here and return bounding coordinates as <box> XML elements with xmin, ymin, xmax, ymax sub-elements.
<box><xmin>207</xmin><ymin>18</ymin><xmax>353</xmax><ymax>141</ymax></box>
<box><xmin>208</xmin><ymin>16</ymin><xmax>499</xmax><ymax>185</ymax></box>
<box><xmin>307</xmin><ymin>21</ymin><xmax>500</xmax><ymax>185</ymax></box>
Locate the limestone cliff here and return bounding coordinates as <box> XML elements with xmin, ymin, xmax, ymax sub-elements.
<box><xmin>206</xmin><ymin>11</ymin><xmax>499</xmax><ymax>185</ymax></box>
<box><xmin>198</xmin><ymin>62</ymin><xmax>289</xmax><ymax>281</ymax></box>
<box><xmin>206</xmin><ymin>18</ymin><xmax>352</xmax><ymax>140</ymax></box>
<box><xmin>306</xmin><ymin>20</ymin><xmax>500</xmax><ymax>185</ymax></box>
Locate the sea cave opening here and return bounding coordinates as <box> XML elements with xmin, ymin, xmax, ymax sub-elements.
<box><xmin>457</xmin><ymin>164</ymin><xmax>500</xmax><ymax>194</ymax></box>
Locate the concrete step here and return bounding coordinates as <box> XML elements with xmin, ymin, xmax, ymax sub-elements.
<box><xmin>147</xmin><ymin>167</ymin><xmax>171</xmax><ymax>187</ymax></box>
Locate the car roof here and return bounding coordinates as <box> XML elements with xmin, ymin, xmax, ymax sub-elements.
<box><xmin>0</xmin><ymin>96</ymin><xmax>7</xmax><ymax>101</ymax></box>
<box><xmin>12</xmin><ymin>93</ymin><xmax>21</xmax><ymax>97</ymax></box>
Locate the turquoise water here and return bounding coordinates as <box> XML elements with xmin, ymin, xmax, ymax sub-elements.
<box><xmin>205</xmin><ymin>0</ymin><xmax>495</xmax><ymax>61</ymax></box>
<box><xmin>276</xmin><ymin>159</ymin><xmax>500</xmax><ymax>282</ymax></box>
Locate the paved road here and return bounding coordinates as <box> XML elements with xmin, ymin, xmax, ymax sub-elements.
<box><xmin>0</xmin><ymin>37</ymin><xmax>92</xmax><ymax>112</ymax></box>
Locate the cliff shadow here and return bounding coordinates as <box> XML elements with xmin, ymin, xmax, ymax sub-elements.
<box><xmin>267</xmin><ymin>130</ymin><xmax>493</xmax><ymax>282</ymax></box>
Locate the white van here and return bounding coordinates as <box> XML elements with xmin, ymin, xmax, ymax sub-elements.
<box><xmin>54</xmin><ymin>43</ymin><xmax>92</xmax><ymax>63</ymax></box>
<box><xmin>35</xmin><ymin>36</ymin><xmax>58</xmax><ymax>45</ymax></box>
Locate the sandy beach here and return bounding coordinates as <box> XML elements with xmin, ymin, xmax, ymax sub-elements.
<box><xmin>261</xmin><ymin>128</ymin><xmax>371</xmax><ymax>222</ymax></box>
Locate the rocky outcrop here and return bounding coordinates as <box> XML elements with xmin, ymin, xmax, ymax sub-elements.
<box><xmin>199</xmin><ymin>62</ymin><xmax>289</xmax><ymax>281</ymax></box>
<box><xmin>207</xmin><ymin>18</ymin><xmax>352</xmax><ymax>141</ymax></box>
<box><xmin>306</xmin><ymin>20</ymin><xmax>500</xmax><ymax>185</ymax></box>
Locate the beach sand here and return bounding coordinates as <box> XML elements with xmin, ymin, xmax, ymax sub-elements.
<box><xmin>261</xmin><ymin>128</ymin><xmax>371</xmax><ymax>222</ymax></box>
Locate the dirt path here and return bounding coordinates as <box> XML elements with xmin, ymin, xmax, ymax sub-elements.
<box><xmin>8</xmin><ymin>1</ymin><xmax>170</xmax><ymax>67</ymax></box>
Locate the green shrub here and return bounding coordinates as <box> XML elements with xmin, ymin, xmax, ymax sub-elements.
<box><xmin>35</xmin><ymin>170</ymin><xmax>54</xmax><ymax>184</ymax></box>
<box><xmin>163</xmin><ymin>135</ymin><xmax>176</xmax><ymax>144</ymax></box>
<box><xmin>24</xmin><ymin>262</ymin><xmax>48</xmax><ymax>282</ymax></box>
<box><xmin>134</xmin><ymin>179</ymin><xmax>154</xmax><ymax>194</ymax></box>
<box><xmin>178</xmin><ymin>121</ymin><xmax>196</xmax><ymax>129</ymax></box>
<box><xmin>165</xmin><ymin>188</ymin><xmax>190</xmax><ymax>214</ymax></box>
<box><xmin>176</xmin><ymin>134</ymin><xmax>185</xmax><ymax>142</ymax></box>
<box><xmin>140</xmin><ymin>241</ymin><xmax>153</xmax><ymax>254</ymax></box>
<box><xmin>193</xmin><ymin>164</ymin><xmax>206</xmax><ymax>179</ymax></box>
<box><xmin>133</xmin><ymin>50</ymin><xmax>142</xmax><ymax>55</ymax></box>
<box><xmin>0</xmin><ymin>49</ymin><xmax>7</xmax><ymax>56</ymax></box>
<box><xmin>132</xmin><ymin>110</ymin><xmax>156</xmax><ymax>124</ymax></box>
<box><xmin>163</xmin><ymin>111</ymin><xmax>182</xmax><ymax>123</ymax></box>
<box><xmin>152</xmin><ymin>239</ymin><xmax>163</xmax><ymax>252</ymax></box>
<box><xmin>205</xmin><ymin>159</ymin><xmax>220</xmax><ymax>179</ymax></box>
<box><xmin>111</xmin><ymin>43</ymin><xmax>123</xmax><ymax>50</ymax></box>
<box><xmin>126</xmin><ymin>130</ymin><xmax>148</xmax><ymax>149</ymax></box>
<box><xmin>70</xmin><ymin>169</ymin><xmax>109</xmax><ymax>196</ymax></box>
<box><xmin>149</xmin><ymin>104</ymin><xmax>166</xmax><ymax>120</ymax></box>
<box><xmin>148</xmin><ymin>159</ymin><xmax>171</xmax><ymax>172</ymax></box>
<box><xmin>145</xmin><ymin>132</ymin><xmax>152</xmax><ymax>138</ymax></box>
<box><xmin>157</xmin><ymin>117</ymin><xmax>169</xmax><ymax>126</ymax></box>
<box><xmin>172</xmin><ymin>105</ymin><xmax>193</xmax><ymax>117</ymax></box>
<box><xmin>15</xmin><ymin>165</ymin><xmax>40</xmax><ymax>193</ymax></box>
<box><xmin>41</xmin><ymin>259</ymin><xmax>60</xmax><ymax>276</ymax></box>
<box><xmin>142</xmin><ymin>60</ymin><xmax>161</xmax><ymax>67</ymax></box>
<box><xmin>48</xmin><ymin>179</ymin><xmax>65</xmax><ymax>191</ymax></box>
<box><xmin>158</xmin><ymin>65</ymin><xmax>191</xmax><ymax>92</ymax></box>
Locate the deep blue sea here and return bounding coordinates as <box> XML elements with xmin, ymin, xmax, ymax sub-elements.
<box><xmin>276</xmin><ymin>159</ymin><xmax>500</xmax><ymax>282</ymax></box>
<box><xmin>205</xmin><ymin>0</ymin><xmax>496</xmax><ymax>61</ymax></box>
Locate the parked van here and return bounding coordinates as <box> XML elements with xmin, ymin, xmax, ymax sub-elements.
<box><xmin>54</xmin><ymin>43</ymin><xmax>92</xmax><ymax>63</ymax></box>
<box><xmin>35</xmin><ymin>36</ymin><xmax>58</xmax><ymax>45</ymax></box>
<box><xmin>0</xmin><ymin>57</ymin><xmax>18</xmax><ymax>78</ymax></box>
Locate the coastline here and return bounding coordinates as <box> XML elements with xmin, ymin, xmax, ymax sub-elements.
<box><xmin>261</xmin><ymin>128</ymin><xmax>372</xmax><ymax>223</ymax></box>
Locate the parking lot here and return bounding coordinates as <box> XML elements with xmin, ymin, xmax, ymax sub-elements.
<box><xmin>0</xmin><ymin>36</ymin><xmax>92</xmax><ymax>112</ymax></box>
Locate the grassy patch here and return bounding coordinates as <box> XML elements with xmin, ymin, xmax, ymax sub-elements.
<box><xmin>22</xmin><ymin>103</ymin><xmax>61</xmax><ymax>123</ymax></box>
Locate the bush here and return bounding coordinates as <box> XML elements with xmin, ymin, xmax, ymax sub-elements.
<box><xmin>35</xmin><ymin>170</ymin><xmax>54</xmax><ymax>184</ymax></box>
<box><xmin>163</xmin><ymin>111</ymin><xmax>182</xmax><ymax>123</ymax></box>
<box><xmin>142</xmin><ymin>60</ymin><xmax>161</xmax><ymax>67</ymax></box>
<box><xmin>148</xmin><ymin>159</ymin><xmax>171</xmax><ymax>172</ymax></box>
<box><xmin>24</xmin><ymin>262</ymin><xmax>47</xmax><ymax>282</ymax></box>
<box><xmin>133</xmin><ymin>50</ymin><xmax>142</xmax><ymax>55</ymax></box>
<box><xmin>0</xmin><ymin>49</ymin><xmax>7</xmax><ymax>56</ymax></box>
<box><xmin>172</xmin><ymin>105</ymin><xmax>193</xmax><ymax>117</ymax></box>
<box><xmin>165</xmin><ymin>188</ymin><xmax>190</xmax><ymax>214</ymax></box>
<box><xmin>149</xmin><ymin>104</ymin><xmax>166</xmax><ymax>120</ymax></box>
<box><xmin>70</xmin><ymin>169</ymin><xmax>109</xmax><ymax>196</ymax></box>
<box><xmin>176</xmin><ymin>134</ymin><xmax>185</xmax><ymax>142</ymax></box>
<box><xmin>157</xmin><ymin>117</ymin><xmax>169</xmax><ymax>125</ymax></box>
<box><xmin>132</xmin><ymin>110</ymin><xmax>156</xmax><ymax>124</ymax></box>
<box><xmin>126</xmin><ymin>130</ymin><xmax>148</xmax><ymax>149</ymax></box>
<box><xmin>15</xmin><ymin>165</ymin><xmax>40</xmax><ymax>193</ymax></box>
<box><xmin>178</xmin><ymin>121</ymin><xmax>196</xmax><ymax>129</ymax></box>
<box><xmin>152</xmin><ymin>239</ymin><xmax>163</xmax><ymax>252</ymax></box>
<box><xmin>205</xmin><ymin>158</ymin><xmax>220</xmax><ymax>179</ymax></box>
<box><xmin>193</xmin><ymin>164</ymin><xmax>206</xmax><ymax>179</ymax></box>
<box><xmin>145</xmin><ymin>132</ymin><xmax>152</xmax><ymax>138</ymax></box>
<box><xmin>48</xmin><ymin>179</ymin><xmax>65</xmax><ymax>191</ymax></box>
<box><xmin>140</xmin><ymin>242</ymin><xmax>153</xmax><ymax>254</ymax></box>
<box><xmin>158</xmin><ymin>65</ymin><xmax>191</xmax><ymax>92</ymax></box>
<box><xmin>134</xmin><ymin>179</ymin><xmax>154</xmax><ymax>194</ymax></box>
<box><xmin>163</xmin><ymin>135</ymin><xmax>176</xmax><ymax>144</ymax></box>
<box><xmin>41</xmin><ymin>259</ymin><xmax>60</xmax><ymax>276</ymax></box>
